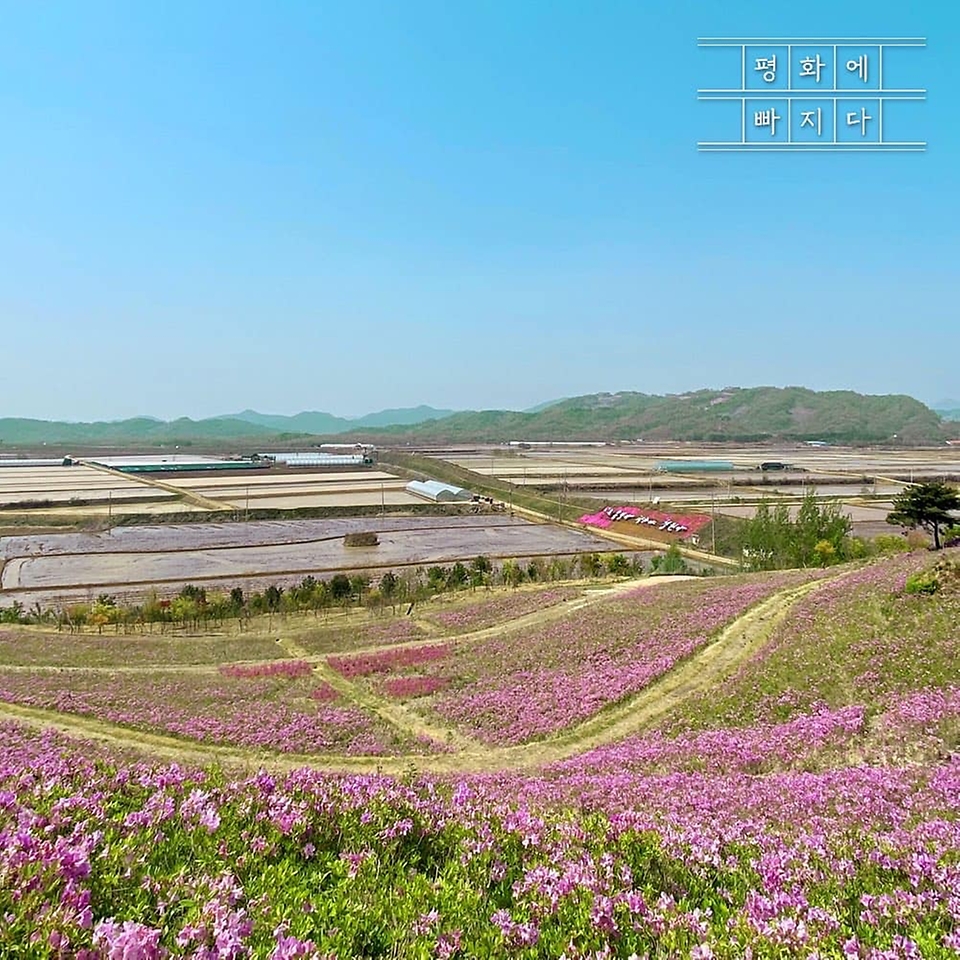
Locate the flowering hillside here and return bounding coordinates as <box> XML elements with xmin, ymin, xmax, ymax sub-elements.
<box><xmin>0</xmin><ymin>554</ymin><xmax>957</xmax><ymax>957</ymax></box>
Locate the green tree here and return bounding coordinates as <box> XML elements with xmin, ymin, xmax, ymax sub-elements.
<box><xmin>650</xmin><ymin>544</ymin><xmax>689</xmax><ymax>575</ymax></box>
<box><xmin>500</xmin><ymin>559</ymin><xmax>524</xmax><ymax>588</ymax></box>
<box><xmin>427</xmin><ymin>566</ymin><xmax>448</xmax><ymax>592</ymax></box>
<box><xmin>330</xmin><ymin>574</ymin><xmax>352</xmax><ymax>602</ymax></box>
<box><xmin>178</xmin><ymin>584</ymin><xmax>207</xmax><ymax>605</ymax></box>
<box><xmin>470</xmin><ymin>555</ymin><xmax>492</xmax><ymax>587</ymax></box>
<box><xmin>349</xmin><ymin>575</ymin><xmax>370</xmax><ymax>601</ymax></box>
<box><xmin>740</xmin><ymin>500</ymin><xmax>780</xmax><ymax>570</ymax></box>
<box><xmin>170</xmin><ymin>596</ymin><xmax>199</xmax><ymax>628</ymax></box>
<box><xmin>604</xmin><ymin>553</ymin><xmax>631</xmax><ymax>576</ymax></box>
<box><xmin>379</xmin><ymin>571</ymin><xmax>399</xmax><ymax>602</ymax></box>
<box><xmin>887</xmin><ymin>480</ymin><xmax>960</xmax><ymax>550</ymax></box>
<box><xmin>263</xmin><ymin>585</ymin><xmax>284</xmax><ymax>611</ymax></box>
<box><xmin>447</xmin><ymin>562</ymin><xmax>468</xmax><ymax>589</ymax></box>
<box><xmin>791</xmin><ymin>492</ymin><xmax>851</xmax><ymax>567</ymax></box>
<box><xmin>578</xmin><ymin>553</ymin><xmax>603</xmax><ymax>579</ymax></box>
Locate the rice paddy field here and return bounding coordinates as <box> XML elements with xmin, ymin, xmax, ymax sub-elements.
<box><xmin>440</xmin><ymin>444</ymin><xmax>960</xmax><ymax>483</ymax></box>
<box><xmin>0</xmin><ymin>515</ymin><xmax>618</xmax><ymax>607</ymax></box>
<box><xmin>0</xmin><ymin>461</ymin><xmax>424</xmax><ymax>522</ymax></box>
<box><xmin>0</xmin><ymin>464</ymin><xmax>179</xmax><ymax>511</ymax></box>
<box><xmin>161</xmin><ymin>469</ymin><xmax>424</xmax><ymax>510</ymax></box>
<box><xmin>0</xmin><ymin>548</ymin><xmax>957</xmax><ymax>957</ymax></box>
<box><xmin>431</xmin><ymin>444</ymin><xmax>958</xmax><ymax>543</ymax></box>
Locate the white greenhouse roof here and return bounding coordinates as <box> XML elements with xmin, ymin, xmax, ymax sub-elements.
<box><xmin>405</xmin><ymin>480</ymin><xmax>472</xmax><ymax>502</ymax></box>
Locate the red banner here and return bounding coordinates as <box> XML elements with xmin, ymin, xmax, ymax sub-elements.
<box><xmin>580</xmin><ymin>505</ymin><xmax>711</xmax><ymax>538</ymax></box>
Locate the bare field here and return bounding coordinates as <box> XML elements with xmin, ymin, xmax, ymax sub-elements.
<box><xmin>1</xmin><ymin>502</ymin><xmax>210</xmax><ymax>520</ymax></box>
<box><xmin>438</xmin><ymin>445</ymin><xmax>960</xmax><ymax>485</ymax></box>
<box><xmin>0</xmin><ymin>516</ymin><xmax>617</xmax><ymax>606</ymax></box>
<box><xmin>223</xmin><ymin>491</ymin><xmax>423</xmax><ymax>509</ymax></box>
<box><xmin>717</xmin><ymin>503</ymin><xmax>894</xmax><ymax>522</ymax></box>
<box><xmin>0</xmin><ymin>464</ymin><xmax>424</xmax><ymax>514</ymax></box>
<box><xmin>163</xmin><ymin>467</ymin><xmax>419</xmax><ymax>510</ymax></box>
<box><xmin>0</xmin><ymin>465</ymin><xmax>176</xmax><ymax>506</ymax></box>
<box><xmin>164</xmin><ymin>470</ymin><xmax>402</xmax><ymax>489</ymax></box>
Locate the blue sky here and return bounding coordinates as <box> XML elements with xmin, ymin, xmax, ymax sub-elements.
<box><xmin>1</xmin><ymin>1</ymin><xmax>955</xmax><ymax>420</ymax></box>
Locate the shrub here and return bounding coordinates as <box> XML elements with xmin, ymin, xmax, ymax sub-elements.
<box><xmin>873</xmin><ymin>534</ymin><xmax>911</xmax><ymax>555</ymax></box>
<box><xmin>904</xmin><ymin>571</ymin><xmax>939</xmax><ymax>595</ymax></box>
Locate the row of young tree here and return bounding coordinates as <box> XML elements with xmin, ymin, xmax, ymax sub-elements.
<box><xmin>738</xmin><ymin>493</ymin><xmax>854</xmax><ymax>570</ymax></box>
<box><xmin>738</xmin><ymin>482</ymin><xmax>960</xmax><ymax>571</ymax></box>
<box><xmin>0</xmin><ymin>551</ymin><xmax>664</xmax><ymax>632</ymax></box>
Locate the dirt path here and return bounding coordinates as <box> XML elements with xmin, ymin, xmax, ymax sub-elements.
<box><xmin>337</xmin><ymin>575</ymin><xmax>695</xmax><ymax>658</ymax></box>
<box><xmin>495</xmin><ymin>579</ymin><xmax>825</xmax><ymax>768</ymax></box>
<box><xmin>0</xmin><ymin>576</ymin><xmax>833</xmax><ymax>774</ymax></box>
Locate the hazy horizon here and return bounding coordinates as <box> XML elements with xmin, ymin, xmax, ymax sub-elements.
<box><xmin>1</xmin><ymin>386</ymin><xmax>956</xmax><ymax>426</ymax></box>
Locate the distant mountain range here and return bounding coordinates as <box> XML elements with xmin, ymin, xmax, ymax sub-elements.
<box><xmin>223</xmin><ymin>406</ymin><xmax>456</xmax><ymax>435</ymax></box>
<box><xmin>0</xmin><ymin>406</ymin><xmax>455</xmax><ymax>447</ymax></box>
<box><xmin>933</xmin><ymin>400</ymin><xmax>960</xmax><ymax>421</ymax></box>
<box><xmin>357</xmin><ymin>388</ymin><xmax>950</xmax><ymax>445</ymax></box>
<box><xmin>0</xmin><ymin>389</ymin><xmax>956</xmax><ymax>447</ymax></box>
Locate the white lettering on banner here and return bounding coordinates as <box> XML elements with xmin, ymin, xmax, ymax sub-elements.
<box><xmin>601</xmin><ymin>506</ymin><xmax>689</xmax><ymax>534</ymax></box>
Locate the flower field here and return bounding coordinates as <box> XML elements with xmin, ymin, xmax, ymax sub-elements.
<box><xmin>425</xmin><ymin>572</ymin><xmax>826</xmax><ymax>744</ymax></box>
<box><xmin>424</xmin><ymin>586</ymin><xmax>581</xmax><ymax>634</ymax></box>
<box><xmin>0</xmin><ymin>628</ymin><xmax>286</xmax><ymax>668</ymax></box>
<box><xmin>667</xmin><ymin>552</ymin><xmax>958</xmax><ymax>739</ymax></box>
<box><xmin>0</xmin><ymin>668</ymin><xmax>416</xmax><ymax>755</ymax></box>
<box><xmin>293</xmin><ymin>617</ymin><xmax>428</xmax><ymax>656</ymax></box>
<box><xmin>0</xmin><ymin>554</ymin><xmax>958</xmax><ymax>956</ymax></box>
<box><xmin>0</xmin><ymin>720</ymin><xmax>957</xmax><ymax>958</ymax></box>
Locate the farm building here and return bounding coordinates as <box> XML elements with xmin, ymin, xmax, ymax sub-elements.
<box><xmin>266</xmin><ymin>452</ymin><xmax>372</xmax><ymax>467</ymax></box>
<box><xmin>656</xmin><ymin>460</ymin><xmax>734</xmax><ymax>473</ymax></box>
<box><xmin>0</xmin><ymin>458</ymin><xmax>78</xmax><ymax>468</ymax></box>
<box><xmin>89</xmin><ymin>456</ymin><xmax>262</xmax><ymax>474</ymax></box>
<box><xmin>405</xmin><ymin>480</ymin><xmax>472</xmax><ymax>502</ymax></box>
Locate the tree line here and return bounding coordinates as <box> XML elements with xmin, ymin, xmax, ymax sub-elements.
<box><xmin>0</xmin><ymin>551</ymin><xmax>668</xmax><ymax>632</ymax></box>
<box><xmin>737</xmin><ymin>483</ymin><xmax>960</xmax><ymax>571</ymax></box>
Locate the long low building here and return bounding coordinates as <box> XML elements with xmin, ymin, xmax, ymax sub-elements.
<box><xmin>88</xmin><ymin>456</ymin><xmax>262</xmax><ymax>474</ymax></box>
<box><xmin>406</xmin><ymin>480</ymin><xmax>473</xmax><ymax>502</ymax></box>
<box><xmin>264</xmin><ymin>453</ymin><xmax>373</xmax><ymax>467</ymax></box>
<box><xmin>0</xmin><ymin>458</ymin><xmax>77</xmax><ymax>468</ymax></box>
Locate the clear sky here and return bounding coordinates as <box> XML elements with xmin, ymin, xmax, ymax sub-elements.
<box><xmin>1</xmin><ymin>1</ymin><xmax>956</xmax><ymax>421</ymax></box>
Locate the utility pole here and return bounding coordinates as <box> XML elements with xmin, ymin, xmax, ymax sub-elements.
<box><xmin>380</xmin><ymin>481</ymin><xmax>385</xmax><ymax>516</ymax></box>
<box><xmin>245</xmin><ymin>485</ymin><xmax>249</xmax><ymax>522</ymax></box>
<box><xmin>711</xmin><ymin>493</ymin><xmax>717</xmax><ymax>554</ymax></box>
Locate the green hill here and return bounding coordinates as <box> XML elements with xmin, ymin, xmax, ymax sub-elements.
<box><xmin>0</xmin><ymin>416</ymin><xmax>281</xmax><ymax>446</ymax></box>
<box><xmin>0</xmin><ymin>389</ymin><xmax>949</xmax><ymax>446</ymax></box>
<box><xmin>363</xmin><ymin>387</ymin><xmax>947</xmax><ymax>444</ymax></box>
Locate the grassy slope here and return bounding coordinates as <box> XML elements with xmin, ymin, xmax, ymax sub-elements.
<box><xmin>664</xmin><ymin>551</ymin><xmax>958</xmax><ymax>755</ymax></box>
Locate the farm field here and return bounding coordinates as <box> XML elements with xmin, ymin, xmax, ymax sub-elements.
<box><xmin>0</xmin><ymin>549</ymin><xmax>957</xmax><ymax>956</ymax></box>
<box><xmin>0</xmin><ymin>461</ymin><xmax>429</xmax><ymax>519</ymax></box>
<box><xmin>438</xmin><ymin>444</ymin><xmax>960</xmax><ymax>486</ymax></box>
<box><xmin>0</xmin><ymin>515</ymin><xmax>618</xmax><ymax>607</ymax></box>
<box><xmin>163</xmin><ymin>468</ymin><xmax>425</xmax><ymax>509</ymax></box>
<box><xmin>0</xmin><ymin>464</ymin><xmax>177</xmax><ymax>508</ymax></box>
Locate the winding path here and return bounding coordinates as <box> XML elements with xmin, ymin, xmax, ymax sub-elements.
<box><xmin>0</xmin><ymin>576</ymin><xmax>829</xmax><ymax>774</ymax></box>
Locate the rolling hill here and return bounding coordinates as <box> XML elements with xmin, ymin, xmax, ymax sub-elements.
<box><xmin>360</xmin><ymin>387</ymin><xmax>948</xmax><ymax>444</ymax></box>
<box><xmin>0</xmin><ymin>389</ymin><xmax>951</xmax><ymax>446</ymax></box>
